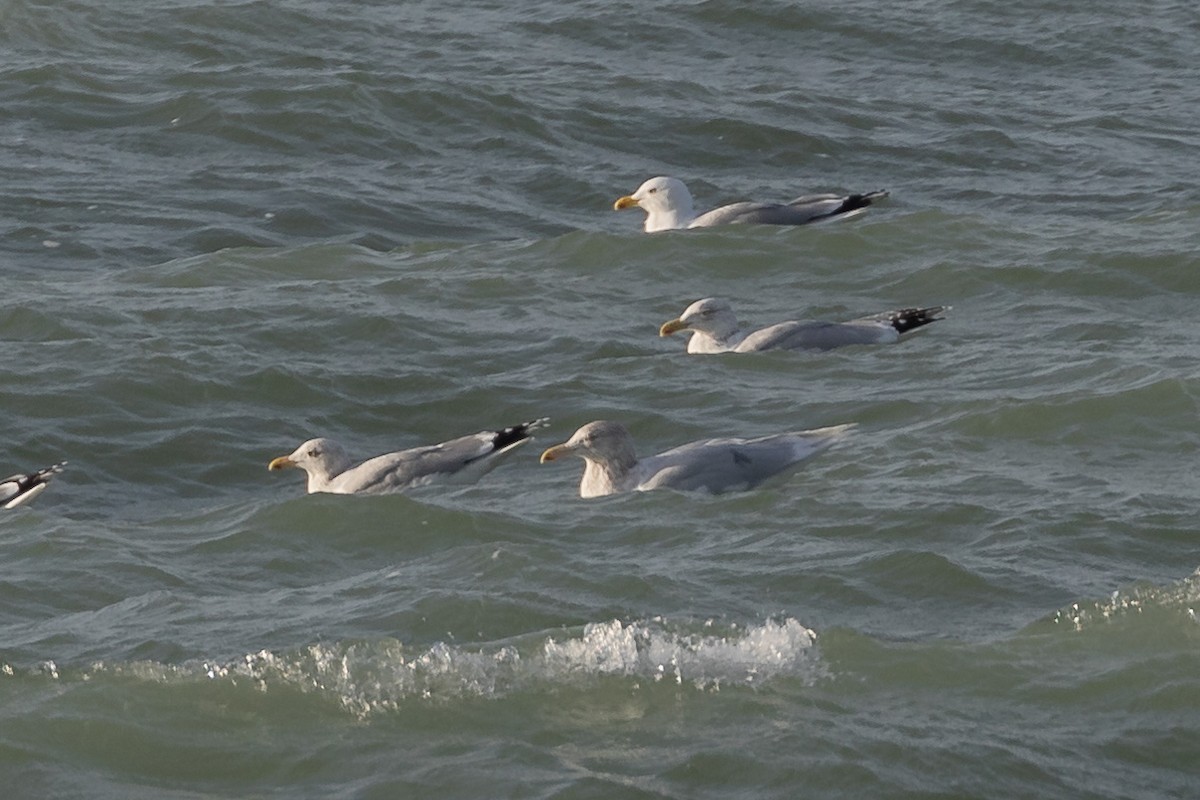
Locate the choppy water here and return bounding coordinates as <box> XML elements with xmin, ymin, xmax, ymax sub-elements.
<box><xmin>3</xmin><ymin>1</ymin><xmax>1199</xmax><ymax>797</ymax></box>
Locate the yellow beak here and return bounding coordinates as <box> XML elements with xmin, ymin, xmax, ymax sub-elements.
<box><xmin>540</xmin><ymin>444</ymin><xmax>572</xmax><ymax>463</ymax></box>
<box><xmin>268</xmin><ymin>456</ymin><xmax>295</xmax><ymax>471</ymax></box>
<box><xmin>659</xmin><ymin>318</ymin><xmax>689</xmax><ymax>337</ymax></box>
<box><xmin>613</xmin><ymin>195</ymin><xmax>639</xmax><ymax>211</ymax></box>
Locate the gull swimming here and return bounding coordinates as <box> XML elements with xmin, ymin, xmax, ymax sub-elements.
<box><xmin>613</xmin><ymin>176</ymin><xmax>888</xmax><ymax>233</ymax></box>
<box><xmin>540</xmin><ymin>420</ymin><xmax>853</xmax><ymax>498</ymax></box>
<box><xmin>269</xmin><ymin>418</ymin><xmax>548</xmax><ymax>495</ymax></box>
<box><xmin>659</xmin><ymin>298</ymin><xmax>947</xmax><ymax>354</ymax></box>
<box><xmin>2</xmin><ymin>462</ymin><xmax>67</xmax><ymax>509</ymax></box>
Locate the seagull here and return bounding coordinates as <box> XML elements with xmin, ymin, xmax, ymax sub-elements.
<box><xmin>268</xmin><ymin>418</ymin><xmax>548</xmax><ymax>495</ymax></box>
<box><xmin>540</xmin><ymin>420</ymin><xmax>853</xmax><ymax>498</ymax></box>
<box><xmin>613</xmin><ymin>176</ymin><xmax>888</xmax><ymax>233</ymax></box>
<box><xmin>659</xmin><ymin>298</ymin><xmax>947</xmax><ymax>354</ymax></box>
<box><xmin>2</xmin><ymin>462</ymin><xmax>67</xmax><ymax>509</ymax></box>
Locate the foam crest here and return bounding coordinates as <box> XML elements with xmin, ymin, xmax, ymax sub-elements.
<box><xmin>68</xmin><ymin>617</ymin><xmax>821</xmax><ymax>717</ymax></box>
<box><xmin>218</xmin><ymin>639</ymin><xmax>525</xmax><ymax>716</ymax></box>
<box><xmin>541</xmin><ymin>618</ymin><xmax>819</xmax><ymax>687</ymax></box>
<box><xmin>1050</xmin><ymin>567</ymin><xmax>1200</xmax><ymax>632</ymax></box>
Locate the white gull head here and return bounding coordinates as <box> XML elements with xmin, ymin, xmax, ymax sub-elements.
<box><xmin>613</xmin><ymin>176</ymin><xmax>696</xmax><ymax>232</ymax></box>
<box><xmin>540</xmin><ymin>420</ymin><xmax>639</xmax><ymax>498</ymax></box>
<box><xmin>268</xmin><ymin>437</ymin><xmax>354</xmax><ymax>494</ymax></box>
<box><xmin>659</xmin><ymin>297</ymin><xmax>743</xmax><ymax>353</ymax></box>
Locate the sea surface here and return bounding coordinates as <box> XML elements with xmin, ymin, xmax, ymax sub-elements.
<box><xmin>2</xmin><ymin>1</ymin><xmax>1199</xmax><ymax>797</ymax></box>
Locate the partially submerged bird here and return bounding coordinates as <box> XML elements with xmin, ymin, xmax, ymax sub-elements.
<box><xmin>268</xmin><ymin>418</ymin><xmax>548</xmax><ymax>495</ymax></box>
<box><xmin>659</xmin><ymin>298</ymin><xmax>947</xmax><ymax>354</ymax></box>
<box><xmin>613</xmin><ymin>176</ymin><xmax>887</xmax><ymax>233</ymax></box>
<box><xmin>2</xmin><ymin>462</ymin><xmax>67</xmax><ymax>509</ymax></box>
<box><xmin>540</xmin><ymin>420</ymin><xmax>853</xmax><ymax>498</ymax></box>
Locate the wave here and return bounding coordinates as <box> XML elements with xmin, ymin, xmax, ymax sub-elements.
<box><xmin>1046</xmin><ymin>567</ymin><xmax>1200</xmax><ymax>634</ymax></box>
<box><xmin>9</xmin><ymin>617</ymin><xmax>821</xmax><ymax>718</ymax></box>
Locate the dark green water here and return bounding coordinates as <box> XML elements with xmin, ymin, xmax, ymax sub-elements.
<box><xmin>2</xmin><ymin>1</ymin><xmax>1198</xmax><ymax>798</ymax></box>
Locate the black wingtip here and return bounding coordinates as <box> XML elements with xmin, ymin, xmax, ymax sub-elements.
<box><xmin>21</xmin><ymin>461</ymin><xmax>67</xmax><ymax>488</ymax></box>
<box><xmin>491</xmin><ymin>418</ymin><xmax>550</xmax><ymax>451</ymax></box>
<box><xmin>839</xmin><ymin>189</ymin><xmax>889</xmax><ymax>214</ymax></box>
<box><xmin>886</xmin><ymin>306</ymin><xmax>947</xmax><ymax>334</ymax></box>
<box><xmin>36</xmin><ymin>461</ymin><xmax>68</xmax><ymax>479</ymax></box>
<box><xmin>2</xmin><ymin>461</ymin><xmax>67</xmax><ymax>509</ymax></box>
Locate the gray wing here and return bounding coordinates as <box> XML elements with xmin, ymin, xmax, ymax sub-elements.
<box><xmin>737</xmin><ymin>321</ymin><xmax>893</xmax><ymax>351</ymax></box>
<box><xmin>0</xmin><ymin>475</ymin><xmax>22</xmax><ymax>505</ymax></box>
<box><xmin>1</xmin><ymin>462</ymin><xmax>66</xmax><ymax>509</ymax></box>
<box><xmin>690</xmin><ymin>191</ymin><xmax>886</xmax><ymax>227</ymax></box>
<box><xmin>690</xmin><ymin>201</ymin><xmax>789</xmax><ymax>227</ymax></box>
<box><xmin>636</xmin><ymin>430</ymin><xmax>848</xmax><ymax>494</ymax></box>
<box><xmin>333</xmin><ymin>419</ymin><xmax>546</xmax><ymax>493</ymax></box>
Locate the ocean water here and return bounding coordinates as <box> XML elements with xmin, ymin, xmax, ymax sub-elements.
<box><xmin>2</xmin><ymin>1</ymin><xmax>1199</xmax><ymax>797</ymax></box>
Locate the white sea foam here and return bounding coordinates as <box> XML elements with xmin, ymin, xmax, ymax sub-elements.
<box><xmin>75</xmin><ymin>617</ymin><xmax>822</xmax><ymax>717</ymax></box>
<box><xmin>1050</xmin><ymin>567</ymin><xmax>1200</xmax><ymax>632</ymax></box>
<box><xmin>540</xmin><ymin>617</ymin><xmax>819</xmax><ymax>687</ymax></box>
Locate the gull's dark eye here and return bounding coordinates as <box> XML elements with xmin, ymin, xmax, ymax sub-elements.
<box><xmin>308</xmin><ymin>448</ymin><xmax>321</xmax><ymax>458</ymax></box>
<box><xmin>647</xmin><ymin>187</ymin><xmax>658</xmax><ymax>194</ymax></box>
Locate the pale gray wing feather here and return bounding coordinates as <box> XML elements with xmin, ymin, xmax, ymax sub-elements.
<box><xmin>636</xmin><ymin>435</ymin><xmax>832</xmax><ymax>493</ymax></box>
<box><xmin>788</xmin><ymin>193</ymin><xmax>849</xmax><ymax>204</ymax></box>
<box><xmin>689</xmin><ymin>197</ymin><xmax>849</xmax><ymax>227</ymax></box>
<box><xmin>690</xmin><ymin>202</ymin><xmax>783</xmax><ymax>227</ymax></box>
<box><xmin>334</xmin><ymin>433</ymin><xmax>516</xmax><ymax>493</ymax></box>
<box><xmin>0</xmin><ymin>476</ymin><xmax>21</xmax><ymax>505</ymax></box>
<box><xmin>1</xmin><ymin>463</ymin><xmax>65</xmax><ymax>509</ymax></box>
<box><xmin>691</xmin><ymin>191</ymin><xmax>885</xmax><ymax>227</ymax></box>
<box><xmin>737</xmin><ymin>321</ymin><xmax>892</xmax><ymax>352</ymax></box>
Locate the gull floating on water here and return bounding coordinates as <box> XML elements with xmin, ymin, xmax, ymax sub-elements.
<box><xmin>613</xmin><ymin>176</ymin><xmax>888</xmax><ymax>233</ymax></box>
<box><xmin>659</xmin><ymin>298</ymin><xmax>947</xmax><ymax>354</ymax></box>
<box><xmin>540</xmin><ymin>420</ymin><xmax>853</xmax><ymax>498</ymax></box>
<box><xmin>269</xmin><ymin>419</ymin><xmax>548</xmax><ymax>495</ymax></box>
<box><xmin>2</xmin><ymin>462</ymin><xmax>67</xmax><ymax>509</ymax></box>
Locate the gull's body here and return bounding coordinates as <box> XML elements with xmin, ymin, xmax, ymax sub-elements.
<box><xmin>614</xmin><ymin>176</ymin><xmax>887</xmax><ymax>233</ymax></box>
<box><xmin>540</xmin><ymin>420</ymin><xmax>853</xmax><ymax>498</ymax></box>
<box><xmin>269</xmin><ymin>419</ymin><xmax>548</xmax><ymax>495</ymax></box>
<box><xmin>660</xmin><ymin>298</ymin><xmax>947</xmax><ymax>354</ymax></box>
<box><xmin>1</xmin><ymin>462</ymin><xmax>67</xmax><ymax>509</ymax></box>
